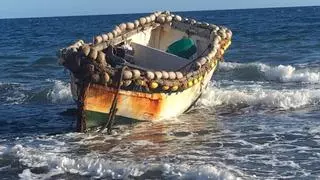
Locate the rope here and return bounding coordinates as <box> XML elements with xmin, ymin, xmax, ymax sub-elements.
<box><xmin>77</xmin><ymin>81</ymin><xmax>91</xmax><ymax>132</ymax></box>
<box><xmin>99</xmin><ymin>66</ymin><xmax>127</xmax><ymax>134</ymax></box>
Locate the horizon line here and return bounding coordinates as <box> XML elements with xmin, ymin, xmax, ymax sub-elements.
<box><xmin>0</xmin><ymin>5</ymin><xmax>319</xmax><ymax>20</ymax></box>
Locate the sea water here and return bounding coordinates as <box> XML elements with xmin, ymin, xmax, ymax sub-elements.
<box><xmin>0</xmin><ymin>6</ymin><xmax>320</xmax><ymax>179</ymax></box>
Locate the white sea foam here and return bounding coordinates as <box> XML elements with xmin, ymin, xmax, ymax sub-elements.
<box><xmin>46</xmin><ymin>80</ymin><xmax>73</xmax><ymax>103</ymax></box>
<box><xmin>1</xmin><ymin>80</ymin><xmax>73</xmax><ymax>104</ymax></box>
<box><xmin>219</xmin><ymin>62</ymin><xmax>244</xmax><ymax>71</ymax></box>
<box><xmin>166</xmin><ymin>163</ymin><xmax>242</xmax><ymax>180</ymax></box>
<box><xmin>199</xmin><ymin>84</ymin><xmax>320</xmax><ymax>110</ymax></box>
<box><xmin>131</xmin><ymin>140</ymin><xmax>155</xmax><ymax>146</ymax></box>
<box><xmin>0</xmin><ymin>145</ymin><xmax>7</xmax><ymax>155</ymax></box>
<box><xmin>19</xmin><ymin>168</ymin><xmax>64</xmax><ymax>180</ymax></box>
<box><xmin>7</xmin><ymin>142</ymin><xmax>240</xmax><ymax>179</ymax></box>
<box><xmin>308</xmin><ymin>126</ymin><xmax>320</xmax><ymax>135</ymax></box>
<box><xmin>259</xmin><ymin>64</ymin><xmax>320</xmax><ymax>83</ymax></box>
<box><xmin>219</xmin><ymin>62</ymin><xmax>320</xmax><ymax>83</ymax></box>
<box><xmin>19</xmin><ymin>169</ymin><xmax>39</xmax><ymax>180</ymax></box>
<box><xmin>5</xmin><ymin>95</ymin><xmax>26</xmax><ymax>105</ymax></box>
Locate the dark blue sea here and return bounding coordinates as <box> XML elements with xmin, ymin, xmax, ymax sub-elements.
<box><xmin>1</xmin><ymin>6</ymin><xmax>320</xmax><ymax>179</ymax></box>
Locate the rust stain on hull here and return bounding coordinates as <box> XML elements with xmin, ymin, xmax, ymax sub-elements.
<box><xmin>84</xmin><ymin>84</ymin><xmax>164</xmax><ymax>121</ymax></box>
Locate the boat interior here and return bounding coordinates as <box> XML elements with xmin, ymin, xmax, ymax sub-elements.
<box><xmin>116</xmin><ymin>24</ymin><xmax>211</xmax><ymax>71</ymax></box>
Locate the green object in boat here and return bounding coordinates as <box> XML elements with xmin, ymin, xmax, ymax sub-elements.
<box><xmin>167</xmin><ymin>38</ymin><xmax>197</xmax><ymax>59</ymax></box>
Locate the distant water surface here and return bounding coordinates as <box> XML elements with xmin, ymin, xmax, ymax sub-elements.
<box><xmin>0</xmin><ymin>6</ymin><xmax>320</xmax><ymax>179</ymax></box>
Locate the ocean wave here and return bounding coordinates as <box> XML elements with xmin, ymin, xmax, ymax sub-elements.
<box><xmin>308</xmin><ymin>126</ymin><xmax>320</xmax><ymax>135</ymax></box>
<box><xmin>0</xmin><ymin>80</ymin><xmax>73</xmax><ymax>105</ymax></box>
<box><xmin>198</xmin><ymin>84</ymin><xmax>320</xmax><ymax>110</ymax></box>
<box><xmin>219</xmin><ymin>62</ymin><xmax>320</xmax><ymax>83</ymax></box>
<box><xmin>0</xmin><ymin>145</ymin><xmax>7</xmax><ymax>156</ymax></box>
<box><xmin>19</xmin><ymin>169</ymin><xmax>62</xmax><ymax>180</ymax></box>
<box><xmin>4</xmin><ymin>143</ymin><xmax>239</xmax><ymax>180</ymax></box>
<box><xmin>46</xmin><ymin>80</ymin><xmax>73</xmax><ymax>104</ymax></box>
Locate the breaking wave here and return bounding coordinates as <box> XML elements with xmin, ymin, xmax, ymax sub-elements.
<box><xmin>0</xmin><ymin>138</ymin><xmax>240</xmax><ymax>180</ymax></box>
<box><xmin>219</xmin><ymin>62</ymin><xmax>320</xmax><ymax>83</ymax></box>
<box><xmin>199</xmin><ymin>84</ymin><xmax>320</xmax><ymax>110</ymax></box>
<box><xmin>0</xmin><ymin>80</ymin><xmax>73</xmax><ymax>105</ymax></box>
<box><xmin>46</xmin><ymin>80</ymin><xmax>73</xmax><ymax>104</ymax></box>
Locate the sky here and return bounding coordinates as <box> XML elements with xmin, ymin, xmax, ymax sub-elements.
<box><xmin>0</xmin><ymin>0</ymin><xmax>319</xmax><ymax>19</ymax></box>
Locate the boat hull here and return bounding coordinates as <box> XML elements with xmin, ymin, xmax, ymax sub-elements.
<box><xmin>78</xmin><ymin>63</ymin><xmax>218</xmax><ymax>129</ymax></box>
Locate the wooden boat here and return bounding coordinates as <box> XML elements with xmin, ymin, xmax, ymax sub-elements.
<box><xmin>58</xmin><ymin>11</ymin><xmax>232</xmax><ymax>133</ymax></box>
